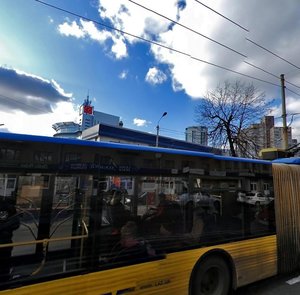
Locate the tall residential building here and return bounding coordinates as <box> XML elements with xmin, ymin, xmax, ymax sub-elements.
<box><xmin>185</xmin><ymin>126</ymin><xmax>208</xmax><ymax>146</ymax></box>
<box><xmin>270</xmin><ymin>126</ymin><xmax>292</xmax><ymax>148</ymax></box>
<box><xmin>241</xmin><ymin>116</ymin><xmax>295</xmax><ymax>157</ymax></box>
<box><xmin>262</xmin><ymin>116</ymin><xmax>275</xmax><ymax>148</ymax></box>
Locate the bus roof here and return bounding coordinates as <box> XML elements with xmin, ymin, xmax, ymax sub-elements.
<box><xmin>0</xmin><ymin>131</ymin><xmax>271</xmax><ymax>165</ymax></box>
<box><xmin>273</xmin><ymin>157</ymin><xmax>300</xmax><ymax>165</ymax></box>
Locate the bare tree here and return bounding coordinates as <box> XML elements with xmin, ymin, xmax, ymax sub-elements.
<box><xmin>195</xmin><ymin>81</ymin><xmax>271</xmax><ymax>157</ymax></box>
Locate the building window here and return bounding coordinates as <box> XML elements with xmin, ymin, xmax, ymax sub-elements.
<box><xmin>0</xmin><ymin>148</ymin><xmax>20</xmax><ymax>161</ymax></box>
<box><xmin>250</xmin><ymin>182</ymin><xmax>257</xmax><ymax>191</ymax></box>
<box><xmin>65</xmin><ymin>153</ymin><xmax>81</xmax><ymax>163</ymax></box>
<box><xmin>34</xmin><ymin>151</ymin><xmax>53</xmax><ymax>163</ymax></box>
<box><xmin>263</xmin><ymin>183</ymin><xmax>269</xmax><ymax>191</ymax></box>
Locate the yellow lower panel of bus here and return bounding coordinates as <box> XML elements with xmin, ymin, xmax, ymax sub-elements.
<box><xmin>1</xmin><ymin>235</ymin><xmax>277</xmax><ymax>295</ymax></box>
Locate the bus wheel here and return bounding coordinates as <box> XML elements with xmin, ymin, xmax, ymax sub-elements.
<box><xmin>191</xmin><ymin>256</ymin><xmax>230</xmax><ymax>295</ymax></box>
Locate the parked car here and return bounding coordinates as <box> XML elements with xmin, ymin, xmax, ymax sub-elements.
<box><xmin>175</xmin><ymin>191</ymin><xmax>221</xmax><ymax>214</ymax></box>
<box><xmin>237</xmin><ymin>191</ymin><xmax>273</xmax><ymax>206</ymax></box>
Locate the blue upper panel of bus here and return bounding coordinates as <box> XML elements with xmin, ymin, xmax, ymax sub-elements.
<box><xmin>273</xmin><ymin>157</ymin><xmax>300</xmax><ymax>165</ymax></box>
<box><xmin>0</xmin><ymin>131</ymin><xmax>271</xmax><ymax>165</ymax></box>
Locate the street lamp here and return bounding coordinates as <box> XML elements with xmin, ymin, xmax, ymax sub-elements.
<box><xmin>156</xmin><ymin>112</ymin><xmax>167</xmax><ymax>147</ymax></box>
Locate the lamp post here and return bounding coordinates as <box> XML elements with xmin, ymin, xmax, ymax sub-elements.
<box><xmin>156</xmin><ymin>112</ymin><xmax>167</xmax><ymax>147</ymax></box>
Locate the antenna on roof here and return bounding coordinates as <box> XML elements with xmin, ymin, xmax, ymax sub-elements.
<box><xmin>84</xmin><ymin>90</ymin><xmax>91</xmax><ymax>106</ymax></box>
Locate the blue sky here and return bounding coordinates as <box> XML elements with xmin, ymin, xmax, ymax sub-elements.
<box><xmin>1</xmin><ymin>0</ymin><xmax>300</xmax><ymax>141</ymax></box>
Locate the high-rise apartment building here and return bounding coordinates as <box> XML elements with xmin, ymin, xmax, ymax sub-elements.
<box><xmin>241</xmin><ymin>116</ymin><xmax>294</xmax><ymax>157</ymax></box>
<box><xmin>270</xmin><ymin>126</ymin><xmax>292</xmax><ymax>148</ymax></box>
<box><xmin>185</xmin><ymin>126</ymin><xmax>208</xmax><ymax>146</ymax></box>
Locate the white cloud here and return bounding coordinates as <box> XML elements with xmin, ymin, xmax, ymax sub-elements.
<box><xmin>119</xmin><ymin>70</ymin><xmax>128</xmax><ymax>79</ymax></box>
<box><xmin>48</xmin><ymin>16</ymin><xmax>54</xmax><ymax>24</ymax></box>
<box><xmin>0</xmin><ymin>101</ymin><xmax>78</xmax><ymax>136</ymax></box>
<box><xmin>80</xmin><ymin>20</ymin><xmax>111</xmax><ymax>42</ymax></box>
<box><xmin>111</xmin><ymin>34</ymin><xmax>127</xmax><ymax>59</ymax></box>
<box><xmin>145</xmin><ymin>67</ymin><xmax>167</xmax><ymax>85</ymax></box>
<box><xmin>58</xmin><ymin>18</ymin><xmax>127</xmax><ymax>59</ymax></box>
<box><xmin>58</xmin><ymin>21</ymin><xmax>85</xmax><ymax>38</ymax></box>
<box><xmin>133</xmin><ymin>118</ymin><xmax>150</xmax><ymax>127</ymax></box>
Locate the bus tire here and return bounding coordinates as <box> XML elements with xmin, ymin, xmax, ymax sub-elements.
<box><xmin>191</xmin><ymin>255</ymin><xmax>231</xmax><ymax>295</ymax></box>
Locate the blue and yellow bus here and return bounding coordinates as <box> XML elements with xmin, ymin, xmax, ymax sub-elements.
<box><xmin>0</xmin><ymin>132</ymin><xmax>287</xmax><ymax>295</ymax></box>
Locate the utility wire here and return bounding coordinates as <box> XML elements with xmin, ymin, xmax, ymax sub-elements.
<box><xmin>0</xmin><ymin>93</ymin><xmax>52</xmax><ymax>113</ymax></box>
<box><xmin>288</xmin><ymin>113</ymin><xmax>300</xmax><ymax>127</ymax></box>
<box><xmin>191</xmin><ymin>56</ymin><xmax>280</xmax><ymax>87</ymax></box>
<box><xmin>286</xmin><ymin>87</ymin><xmax>300</xmax><ymax>97</ymax></box>
<box><xmin>130</xmin><ymin>0</ymin><xmax>300</xmax><ymax>92</ymax></box>
<box><xmin>128</xmin><ymin>0</ymin><xmax>247</xmax><ymax>58</ymax></box>
<box><xmin>244</xmin><ymin>61</ymin><xmax>300</xmax><ymax>89</ymax></box>
<box><xmin>193</xmin><ymin>0</ymin><xmax>249</xmax><ymax>32</ymax></box>
<box><xmin>160</xmin><ymin>127</ymin><xmax>187</xmax><ymax>135</ymax></box>
<box><xmin>34</xmin><ymin>0</ymin><xmax>282</xmax><ymax>89</ymax></box>
<box><xmin>34</xmin><ymin>0</ymin><xmax>190</xmax><ymax>57</ymax></box>
<box><xmin>192</xmin><ymin>1</ymin><xmax>300</xmax><ymax>76</ymax></box>
<box><xmin>244</xmin><ymin>61</ymin><xmax>278</xmax><ymax>79</ymax></box>
<box><xmin>246</xmin><ymin>38</ymin><xmax>300</xmax><ymax>71</ymax></box>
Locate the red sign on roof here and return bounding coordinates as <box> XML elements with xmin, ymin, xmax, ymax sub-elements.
<box><xmin>83</xmin><ymin>105</ymin><xmax>93</xmax><ymax>115</ymax></box>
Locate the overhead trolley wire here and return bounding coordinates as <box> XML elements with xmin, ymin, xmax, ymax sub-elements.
<box><xmin>244</xmin><ymin>61</ymin><xmax>278</xmax><ymax>79</ymax></box>
<box><xmin>193</xmin><ymin>0</ymin><xmax>249</xmax><ymax>32</ymax></box>
<box><xmin>34</xmin><ymin>0</ymin><xmax>190</xmax><ymax>58</ymax></box>
<box><xmin>286</xmin><ymin>87</ymin><xmax>300</xmax><ymax>98</ymax></box>
<box><xmin>129</xmin><ymin>0</ymin><xmax>300</xmax><ymax>92</ymax></box>
<box><xmin>246</xmin><ymin>38</ymin><xmax>300</xmax><ymax>71</ymax></box>
<box><xmin>128</xmin><ymin>0</ymin><xmax>247</xmax><ymax>58</ymax></box>
<box><xmin>244</xmin><ymin>61</ymin><xmax>300</xmax><ymax>90</ymax></box>
<box><xmin>0</xmin><ymin>93</ymin><xmax>53</xmax><ymax>114</ymax></box>
<box><xmin>192</xmin><ymin>1</ymin><xmax>300</xmax><ymax>87</ymax></box>
<box><xmin>191</xmin><ymin>56</ymin><xmax>280</xmax><ymax>87</ymax></box>
<box><xmin>34</xmin><ymin>0</ymin><xmax>281</xmax><ymax>89</ymax></box>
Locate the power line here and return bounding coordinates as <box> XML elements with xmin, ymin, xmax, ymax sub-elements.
<box><xmin>34</xmin><ymin>0</ymin><xmax>190</xmax><ymax>57</ymax></box>
<box><xmin>0</xmin><ymin>93</ymin><xmax>52</xmax><ymax>113</ymax></box>
<box><xmin>34</xmin><ymin>0</ymin><xmax>282</xmax><ymax>89</ymax></box>
<box><xmin>193</xmin><ymin>0</ymin><xmax>249</xmax><ymax>32</ymax></box>
<box><xmin>244</xmin><ymin>61</ymin><xmax>278</xmax><ymax>79</ymax></box>
<box><xmin>244</xmin><ymin>61</ymin><xmax>300</xmax><ymax>89</ymax></box>
<box><xmin>286</xmin><ymin>87</ymin><xmax>300</xmax><ymax>97</ymax></box>
<box><xmin>284</xmin><ymin>80</ymin><xmax>300</xmax><ymax>90</ymax></box>
<box><xmin>192</xmin><ymin>0</ymin><xmax>300</xmax><ymax>78</ymax></box>
<box><xmin>128</xmin><ymin>0</ymin><xmax>247</xmax><ymax>58</ymax></box>
<box><xmin>160</xmin><ymin>127</ymin><xmax>186</xmax><ymax>135</ymax></box>
<box><xmin>191</xmin><ymin>56</ymin><xmax>280</xmax><ymax>87</ymax></box>
<box><xmin>246</xmin><ymin>38</ymin><xmax>300</xmax><ymax>71</ymax></box>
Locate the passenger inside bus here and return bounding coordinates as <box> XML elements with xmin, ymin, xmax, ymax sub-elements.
<box><xmin>0</xmin><ymin>196</ymin><xmax>20</xmax><ymax>282</ymax></box>
<box><xmin>101</xmin><ymin>221</ymin><xmax>155</xmax><ymax>264</ymax></box>
<box><xmin>108</xmin><ymin>188</ymin><xmax>130</xmax><ymax>235</ymax></box>
<box><xmin>142</xmin><ymin>193</ymin><xmax>182</xmax><ymax>236</ymax></box>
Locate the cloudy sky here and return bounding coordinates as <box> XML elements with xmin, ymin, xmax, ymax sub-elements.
<box><xmin>1</xmin><ymin>0</ymin><xmax>300</xmax><ymax>140</ymax></box>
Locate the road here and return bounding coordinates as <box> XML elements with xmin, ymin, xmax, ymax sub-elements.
<box><xmin>234</xmin><ymin>272</ymin><xmax>300</xmax><ymax>295</ymax></box>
